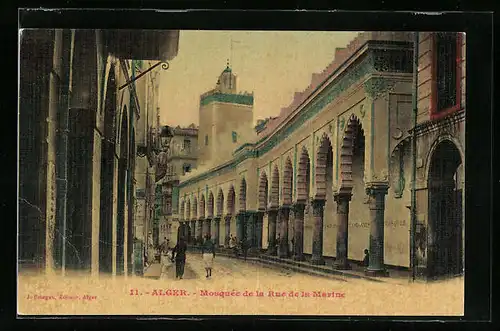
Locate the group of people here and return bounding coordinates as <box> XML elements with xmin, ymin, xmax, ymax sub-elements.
<box><xmin>156</xmin><ymin>235</ymin><xmax>216</xmax><ymax>280</ymax></box>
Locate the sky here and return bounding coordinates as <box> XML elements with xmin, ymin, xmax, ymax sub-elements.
<box><xmin>159</xmin><ymin>30</ymin><xmax>360</xmax><ymax>127</ymax></box>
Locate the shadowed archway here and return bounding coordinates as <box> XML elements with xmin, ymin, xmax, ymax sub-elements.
<box><xmin>258</xmin><ymin>171</ymin><xmax>269</xmax><ymax>211</ymax></box>
<box><xmin>427</xmin><ymin>139</ymin><xmax>463</xmax><ymax>279</ymax></box>
<box><xmin>270</xmin><ymin>165</ymin><xmax>280</xmax><ymax>209</ymax></box>
<box><xmin>216</xmin><ymin>189</ymin><xmax>224</xmax><ymax>217</ymax></box>
<box><xmin>208</xmin><ymin>191</ymin><xmax>214</xmax><ymax>219</ymax></box>
<box><xmin>315</xmin><ymin>133</ymin><xmax>334</xmax><ymax>199</ymax></box>
<box><xmin>282</xmin><ymin>158</ymin><xmax>293</xmax><ymax>206</ymax></box>
<box><xmin>296</xmin><ymin>147</ymin><xmax>311</xmax><ymax>203</ymax></box>
<box><xmin>338</xmin><ymin>115</ymin><xmax>365</xmax><ymax>195</ymax></box>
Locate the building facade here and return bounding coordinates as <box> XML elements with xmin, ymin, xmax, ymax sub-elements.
<box><xmin>176</xmin><ymin>31</ymin><xmax>465</xmax><ymax>280</ymax></box>
<box><xmin>18</xmin><ymin>29</ymin><xmax>179</xmax><ymax>276</ymax></box>
<box><xmin>157</xmin><ymin>125</ymin><xmax>199</xmax><ymax>244</ymax></box>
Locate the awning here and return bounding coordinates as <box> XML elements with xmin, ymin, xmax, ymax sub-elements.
<box><xmin>103</xmin><ymin>30</ymin><xmax>179</xmax><ymax>62</ymax></box>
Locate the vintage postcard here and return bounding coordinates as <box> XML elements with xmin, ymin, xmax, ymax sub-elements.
<box><xmin>18</xmin><ymin>28</ymin><xmax>465</xmax><ymax>316</ymax></box>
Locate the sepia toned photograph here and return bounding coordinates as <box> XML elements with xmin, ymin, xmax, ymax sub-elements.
<box><xmin>18</xmin><ymin>26</ymin><xmax>466</xmax><ymax>316</ymax></box>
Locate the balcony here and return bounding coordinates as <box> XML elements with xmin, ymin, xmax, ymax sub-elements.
<box><xmin>103</xmin><ymin>30</ymin><xmax>179</xmax><ymax>62</ymax></box>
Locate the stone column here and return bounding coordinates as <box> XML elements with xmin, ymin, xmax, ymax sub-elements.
<box><xmin>236</xmin><ymin>212</ymin><xmax>246</xmax><ymax>243</ymax></box>
<box><xmin>365</xmin><ymin>183</ymin><xmax>390</xmax><ymax>277</ymax></box>
<box><xmin>203</xmin><ymin>218</ymin><xmax>211</xmax><ymax>239</ymax></box>
<box><xmin>278</xmin><ymin>206</ymin><xmax>290</xmax><ymax>258</ymax></box>
<box><xmin>214</xmin><ymin>217</ymin><xmax>221</xmax><ymax>247</ymax></box>
<box><xmin>196</xmin><ymin>219</ymin><xmax>203</xmax><ymax>244</ymax></box>
<box><xmin>255</xmin><ymin>211</ymin><xmax>264</xmax><ymax>251</ymax></box>
<box><xmin>311</xmin><ymin>199</ymin><xmax>325</xmax><ymax>265</ymax></box>
<box><xmin>190</xmin><ymin>220</ymin><xmax>196</xmax><ymax>244</ymax></box>
<box><xmin>183</xmin><ymin>222</ymin><xmax>189</xmax><ymax>240</ymax></box>
<box><xmin>293</xmin><ymin>203</ymin><xmax>305</xmax><ymax>261</ymax></box>
<box><xmin>333</xmin><ymin>192</ymin><xmax>352</xmax><ymax>270</ymax></box>
<box><xmin>224</xmin><ymin>215</ymin><xmax>231</xmax><ymax>247</ymax></box>
<box><xmin>267</xmin><ymin>208</ymin><xmax>278</xmax><ymax>256</ymax></box>
<box><xmin>246</xmin><ymin>212</ymin><xmax>257</xmax><ymax>253</ymax></box>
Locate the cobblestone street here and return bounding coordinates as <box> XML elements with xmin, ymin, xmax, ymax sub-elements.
<box><xmin>18</xmin><ymin>253</ymin><xmax>464</xmax><ymax>316</ymax></box>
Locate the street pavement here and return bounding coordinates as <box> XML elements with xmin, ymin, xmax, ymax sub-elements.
<box><xmin>18</xmin><ymin>253</ymin><xmax>465</xmax><ymax>316</ymax></box>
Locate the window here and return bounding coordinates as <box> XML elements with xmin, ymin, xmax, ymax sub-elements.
<box><xmin>183</xmin><ymin>139</ymin><xmax>191</xmax><ymax>152</ymax></box>
<box><xmin>205</xmin><ymin>135</ymin><xmax>209</xmax><ymax>146</ymax></box>
<box><xmin>232</xmin><ymin>131</ymin><xmax>237</xmax><ymax>143</ymax></box>
<box><xmin>433</xmin><ymin>32</ymin><xmax>461</xmax><ymax>118</ymax></box>
<box><xmin>183</xmin><ymin>164</ymin><xmax>191</xmax><ymax>174</ymax></box>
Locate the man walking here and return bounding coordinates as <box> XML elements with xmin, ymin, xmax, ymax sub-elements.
<box><xmin>171</xmin><ymin>237</ymin><xmax>188</xmax><ymax>279</ymax></box>
<box><xmin>201</xmin><ymin>234</ymin><xmax>216</xmax><ymax>279</ymax></box>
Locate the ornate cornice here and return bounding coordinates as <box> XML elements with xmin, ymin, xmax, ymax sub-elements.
<box><xmin>200</xmin><ymin>93</ymin><xmax>254</xmax><ymax>107</ymax></box>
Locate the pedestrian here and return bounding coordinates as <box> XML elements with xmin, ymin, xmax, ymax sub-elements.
<box><xmin>276</xmin><ymin>233</ymin><xmax>281</xmax><ymax>255</ymax></box>
<box><xmin>290</xmin><ymin>236</ymin><xmax>295</xmax><ymax>257</ymax></box>
<box><xmin>229</xmin><ymin>235</ymin><xmax>237</xmax><ymax>257</ymax></box>
<box><xmin>241</xmin><ymin>239</ymin><xmax>249</xmax><ymax>261</ymax></box>
<box><xmin>171</xmin><ymin>237</ymin><xmax>188</xmax><ymax>279</ymax></box>
<box><xmin>201</xmin><ymin>234</ymin><xmax>216</xmax><ymax>279</ymax></box>
<box><xmin>160</xmin><ymin>246</ymin><xmax>173</xmax><ymax>279</ymax></box>
<box><xmin>363</xmin><ymin>248</ymin><xmax>370</xmax><ymax>267</ymax></box>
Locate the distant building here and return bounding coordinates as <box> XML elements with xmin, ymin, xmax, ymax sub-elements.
<box><xmin>197</xmin><ymin>64</ymin><xmax>255</xmax><ymax>168</ymax></box>
<box><xmin>156</xmin><ymin>124</ymin><xmax>199</xmax><ymax>243</ymax></box>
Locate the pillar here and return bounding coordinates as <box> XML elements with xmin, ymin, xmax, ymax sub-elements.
<box><xmin>214</xmin><ymin>217</ymin><xmax>221</xmax><ymax>247</ymax></box>
<box><xmin>246</xmin><ymin>212</ymin><xmax>257</xmax><ymax>253</ymax></box>
<box><xmin>333</xmin><ymin>192</ymin><xmax>352</xmax><ymax>270</ymax></box>
<box><xmin>256</xmin><ymin>211</ymin><xmax>264</xmax><ymax>251</ymax></box>
<box><xmin>203</xmin><ymin>218</ymin><xmax>211</xmax><ymax>239</ymax></box>
<box><xmin>196</xmin><ymin>219</ymin><xmax>203</xmax><ymax>244</ymax></box>
<box><xmin>365</xmin><ymin>183</ymin><xmax>389</xmax><ymax>277</ymax></box>
<box><xmin>278</xmin><ymin>206</ymin><xmax>290</xmax><ymax>258</ymax></box>
<box><xmin>267</xmin><ymin>208</ymin><xmax>278</xmax><ymax>256</ymax></box>
<box><xmin>236</xmin><ymin>212</ymin><xmax>246</xmax><ymax>243</ymax></box>
<box><xmin>311</xmin><ymin>199</ymin><xmax>325</xmax><ymax>265</ymax></box>
<box><xmin>183</xmin><ymin>222</ymin><xmax>189</xmax><ymax>239</ymax></box>
<box><xmin>190</xmin><ymin>220</ymin><xmax>196</xmax><ymax>244</ymax></box>
<box><xmin>224</xmin><ymin>215</ymin><xmax>231</xmax><ymax>247</ymax></box>
<box><xmin>293</xmin><ymin>203</ymin><xmax>305</xmax><ymax>261</ymax></box>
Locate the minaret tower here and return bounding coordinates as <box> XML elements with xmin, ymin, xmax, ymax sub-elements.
<box><xmin>197</xmin><ymin>61</ymin><xmax>254</xmax><ymax>166</ymax></box>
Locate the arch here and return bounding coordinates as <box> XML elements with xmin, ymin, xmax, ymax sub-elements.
<box><xmin>180</xmin><ymin>200</ymin><xmax>185</xmax><ymax>220</ymax></box>
<box><xmin>239</xmin><ymin>178</ymin><xmax>247</xmax><ymax>212</ymax></box>
<box><xmin>207</xmin><ymin>191</ymin><xmax>214</xmax><ymax>218</ymax></box>
<box><xmin>424</xmin><ymin>135</ymin><xmax>465</xmax><ymax>185</ymax></box>
<box><xmin>216</xmin><ymin>188</ymin><xmax>224</xmax><ymax>217</ymax></box>
<box><xmin>258</xmin><ymin>171</ymin><xmax>269</xmax><ymax>211</ymax></box>
<box><xmin>192</xmin><ymin>196</ymin><xmax>198</xmax><ymax>220</ymax></box>
<box><xmin>297</xmin><ymin>147</ymin><xmax>311</xmax><ymax>202</ymax></box>
<box><xmin>315</xmin><ymin>133</ymin><xmax>334</xmax><ymax>198</ymax></box>
<box><xmin>226</xmin><ymin>186</ymin><xmax>236</xmax><ymax>216</ymax></box>
<box><xmin>101</xmin><ymin>58</ymin><xmax>119</xmax><ymax>116</ymax></box>
<box><xmin>186</xmin><ymin>199</ymin><xmax>191</xmax><ymax>220</ymax></box>
<box><xmin>427</xmin><ymin>139</ymin><xmax>463</xmax><ymax>278</ymax></box>
<box><xmin>282</xmin><ymin>157</ymin><xmax>293</xmax><ymax>206</ymax></box>
<box><xmin>199</xmin><ymin>194</ymin><xmax>206</xmax><ymax>219</ymax></box>
<box><xmin>338</xmin><ymin>115</ymin><xmax>365</xmax><ymax>194</ymax></box>
<box><xmin>270</xmin><ymin>165</ymin><xmax>280</xmax><ymax>208</ymax></box>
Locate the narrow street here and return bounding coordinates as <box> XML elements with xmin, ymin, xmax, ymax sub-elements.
<box><xmin>19</xmin><ymin>253</ymin><xmax>464</xmax><ymax>316</ymax></box>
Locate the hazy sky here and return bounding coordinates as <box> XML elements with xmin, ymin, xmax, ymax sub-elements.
<box><xmin>159</xmin><ymin>30</ymin><xmax>359</xmax><ymax>127</ymax></box>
